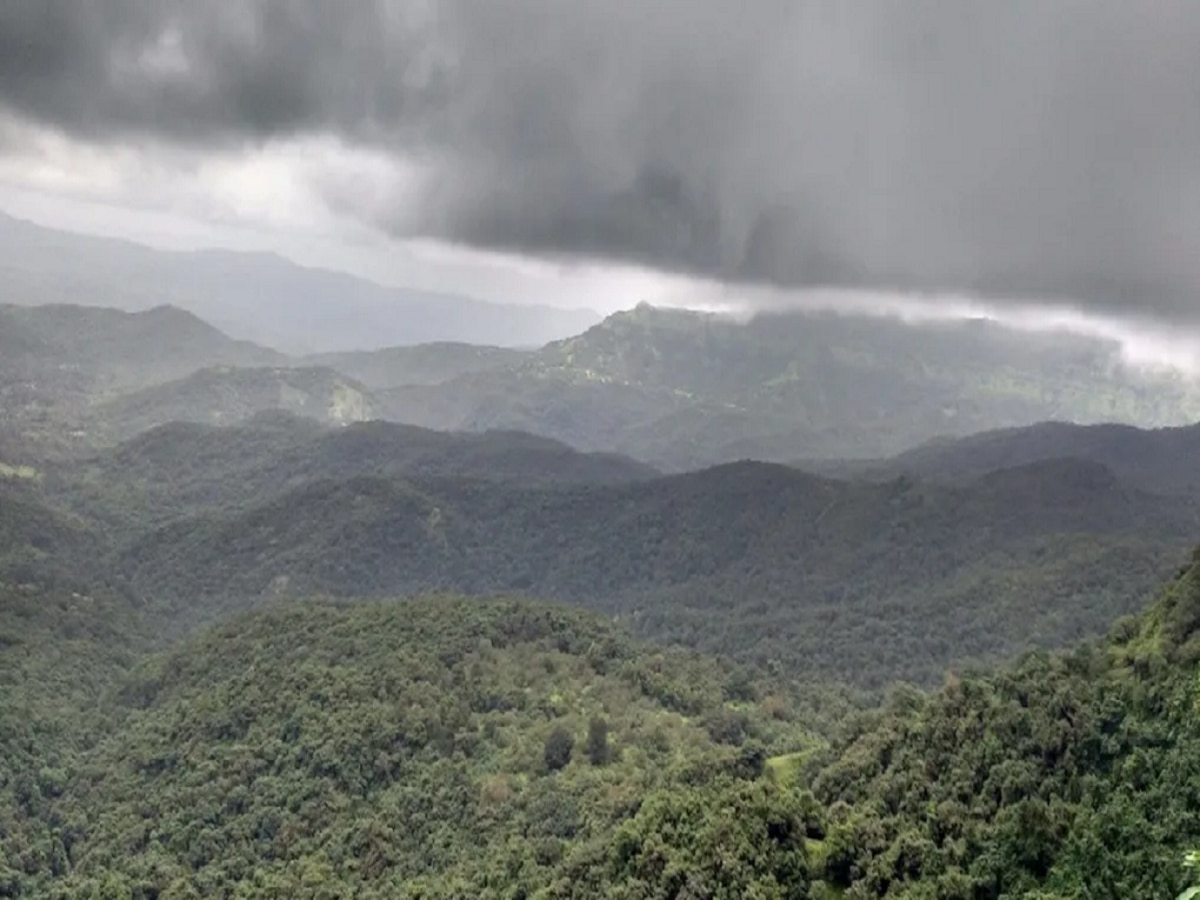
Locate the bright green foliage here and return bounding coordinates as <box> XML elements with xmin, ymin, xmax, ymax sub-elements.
<box><xmin>1178</xmin><ymin>850</ymin><xmax>1200</xmax><ymax>900</ymax></box>
<box><xmin>546</xmin><ymin>779</ymin><xmax>812</xmax><ymax>899</ymax></box>
<box><xmin>7</xmin><ymin>505</ymin><xmax>1200</xmax><ymax>897</ymax></box>
<box><xmin>807</xmin><ymin>552</ymin><xmax>1200</xmax><ymax>897</ymax></box>
<box><xmin>3</xmin><ymin>595</ymin><xmax>816</xmax><ymax>897</ymax></box>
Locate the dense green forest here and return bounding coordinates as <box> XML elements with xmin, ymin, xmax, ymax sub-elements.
<box><xmin>3</xmin><ymin>550</ymin><xmax>1200</xmax><ymax>896</ymax></box>
<box><xmin>0</xmin><ymin>588</ymin><xmax>830</xmax><ymax>898</ymax></box>
<box><xmin>93</xmin><ymin>366</ymin><xmax>378</xmax><ymax>437</ymax></box>
<box><xmin>1</xmin><ymin>410</ymin><xmax>1188</xmax><ymax>686</ymax></box>
<box><xmin>108</xmin><ymin>451</ymin><xmax>1192</xmax><ymax>686</ymax></box>
<box><xmin>808</xmin><ymin>549</ymin><xmax>1200</xmax><ymax>897</ymax></box>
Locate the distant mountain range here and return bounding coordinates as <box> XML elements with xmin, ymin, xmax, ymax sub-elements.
<box><xmin>7</xmin><ymin>298</ymin><xmax>1200</xmax><ymax>470</ymax></box>
<box><xmin>0</xmin><ymin>212</ymin><xmax>600</xmax><ymax>352</ymax></box>
<box><xmin>7</xmin><ymin>287</ymin><xmax>1200</xmax><ymax>898</ymax></box>
<box><xmin>380</xmin><ymin>303</ymin><xmax>1200</xmax><ymax>468</ymax></box>
<box><xmin>801</xmin><ymin>420</ymin><xmax>1200</xmax><ymax>495</ymax></box>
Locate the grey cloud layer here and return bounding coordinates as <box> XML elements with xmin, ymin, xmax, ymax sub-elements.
<box><xmin>3</xmin><ymin>1</ymin><xmax>1200</xmax><ymax>316</ymax></box>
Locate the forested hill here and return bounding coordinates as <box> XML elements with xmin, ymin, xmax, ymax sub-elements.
<box><xmin>4</xmin><ymin>546</ymin><xmax>1200</xmax><ymax>897</ymax></box>
<box><xmin>112</xmin><ymin>454</ymin><xmax>1194</xmax><ymax>686</ymax></box>
<box><xmin>803</xmin><ymin>419</ymin><xmax>1200</xmax><ymax>495</ymax></box>
<box><xmin>0</xmin><ymin>591</ymin><xmax>822</xmax><ymax>898</ymax></box>
<box><xmin>299</xmin><ymin>342</ymin><xmax>530</xmax><ymax>390</ymax></box>
<box><xmin>58</xmin><ymin>414</ymin><xmax>657</xmax><ymax>530</ymax></box>
<box><xmin>806</xmin><ymin>548</ymin><xmax>1200</xmax><ymax>898</ymax></box>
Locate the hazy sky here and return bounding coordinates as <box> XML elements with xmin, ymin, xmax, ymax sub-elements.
<box><xmin>2</xmin><ymin>1</ymin><xmax>1200</xmax><ymax>324</ymax></box>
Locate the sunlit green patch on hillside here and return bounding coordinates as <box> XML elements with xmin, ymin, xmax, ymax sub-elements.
<box><xmin>0</xmin><ymin>462</ymin><xmax>39</xmax><ymax>480</ymax></box>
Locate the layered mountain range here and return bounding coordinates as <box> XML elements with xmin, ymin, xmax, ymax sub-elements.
<box><xmin>5</xmin><ymin>247</ymin><xmax>1200</xmax><ymax>896</ymax></box>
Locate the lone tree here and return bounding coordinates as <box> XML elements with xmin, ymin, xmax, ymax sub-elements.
<box><xmin>586</xmin><ymin>716</ymin><xmax>610</xmax><ymax>766</ymax></box>
<box><xmin>543</xmin><ymin>725</ymin><xmax>575</xmax><ymax>772</ymax></box>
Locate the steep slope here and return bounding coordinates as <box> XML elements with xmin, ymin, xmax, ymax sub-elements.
<box><xmin>380</xmin><ymin>304</ymin><xmax>1200</xmax><ymax>469</ymax></box>
<box><xmin>806</xmin><ymin>419</ymin><xmax>1200</xmax><ymax>495</ymax></box>
<box><xmin>117</xmin><ymin>459</ymin><xmax>1198</xmax><ymax>685</ymax></box>
<box><xmin>0</xmin><ymin>479</ymin><xmax>112</xmax><ymax>590</ymax></box>
<box><xmin>13</xmin><ymin>597</ymin><xmax>813</xmax><ymax>898</ymax></box>
<box><xmin>0</xmin><ymin>580</ymin><xmax>148</xmax><ymax>900</ymax></box>
<box><xmin>806</xmin><ymin>550</ymin><xmax>1200</xmax><ymax>898</ymax></box>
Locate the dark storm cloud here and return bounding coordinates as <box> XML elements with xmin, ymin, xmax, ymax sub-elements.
<box><xmin>3</xmin><ymin>1</ymin><xmax>1200</xmax><ymax>316</ymax></box>
<box><xmin>0</xmin><ymin>2</ymin><xmax>443</xmax><ymax>141</ymax></box>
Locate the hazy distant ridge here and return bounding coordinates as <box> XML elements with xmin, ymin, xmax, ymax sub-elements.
<box><xmin>0</xmin><ymin>211</ymin><xmax>600</xmax><ymax>352</ymax></box>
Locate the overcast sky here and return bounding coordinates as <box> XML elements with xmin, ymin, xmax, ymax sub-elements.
<box><xmin>2</xmin><ymin>1</ymin><xmax>1200</xmax><ymax>326</ymax></box>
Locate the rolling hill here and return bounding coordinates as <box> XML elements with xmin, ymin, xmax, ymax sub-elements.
<box><xmin>0</xmin><ymin>589</ymin><xmax>817</xmax><ymax>899</ymax></box>
<box><xmin>10</xmin><ymin>299</ymin><xmax>1200</xmax><ymax>476</ymax></box>
<box><xmin>804</xmin><ymin>419</ymin><xmax>1200</xmax><ymax>495</ymax></box>
<box><xmin>93</xmin><ymin>366</ymin><xmax>378</xmax><ymax>438</ymax></box>
<box><xmin>4</xmin><ymin>542</ymin><xmax>1200</xmax><ymax>897</ymax></box>
<box><xmin>0</xmin><ymin>303</ymin><xmax>284</xmax><ymax>454</ymax></box>
<box><xmin>0</xmin><ymin>302</ymin><xmax>282</xmax><ymax>389</ymax></box>
<box><xmin>60</xmin><ymin>414</ymin><xmax>657</xmax><ymax>530</ymax></box>
<box><xmin>5</xmin><ymin>285</ymin><xmax>1200</xmax><ymax>899</ymax></box>
<box><xmin>109</xmin><ymin>453</ymin><xmax>1197</xmax><ymax>686</ymax></box>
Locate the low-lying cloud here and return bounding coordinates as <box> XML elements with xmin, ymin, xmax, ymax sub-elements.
<box><xmin>3</xmin><ymin>1</ymin><xmax>1200</xmax><ymax>319</ymax></box>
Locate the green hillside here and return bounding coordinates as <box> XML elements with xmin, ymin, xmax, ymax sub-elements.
<box><xmin>6</xmin><ymin>299</ymin><xmax>1200</xmax><ymax>898</ymax></box>
<box><xmin>5</xmin><ymin>554</ymin><xmax>1200</xmax><ymax>897</ymax></box>
<box><xmin>0</xmin><ymin>594</ymin><xmax>819</xmax><ymax>899</ymax></box>
<box><xmin>807</xmin><ymin>550</ymin><xmax>1200</xmax><ymax>897</ymax></box>
<box><xmin>0</xmin><ymin>579</ymin><xmax>148</xmax><ymax>900</ymax></box>
<box><xmin>53</xmin><ymin>415</ymin><xmax>656</xmax><ymax>534</ymax></box>
<box><xmin>805</xmin><ymin>420</ymin><xmax>1200</xmax><ymax>495</ymax></box>
<box><xmin>0</xmin><ymin>303</ymin><xmax>281</xmax><ymax>391</ymax></box>
<box><xmin>0</xmin><ymin>303</ymin><xmax>282</xmax><ymax>455</ymax></box>
<box><xmin>11</xmin><ymin>299</ymin><xmax>1200</xmax><ymax>473</ymax></box>
<box><xmin>112</xmin><ymin>457</ymin><xmax>1196</xmax><ymax>686</ymax></box>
